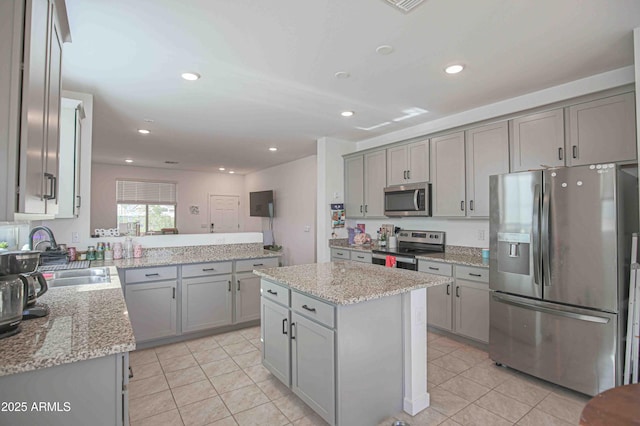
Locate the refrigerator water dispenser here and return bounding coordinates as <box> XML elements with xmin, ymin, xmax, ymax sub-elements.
<box><xmin>497</xmin><ymin>233</ymin><xmax>530</xmax><ymax>275</ymax></box>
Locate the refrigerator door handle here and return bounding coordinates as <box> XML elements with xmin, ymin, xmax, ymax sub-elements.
<box><xmin>532</xmin><ymin>184</ymin><xmax>541</xmax><ymax>286</ymax></box>
<box><xmin>492</xmin><ymin>293</ymin><xmax>610</xmax><ymax>324</ymax></box>
<box><xmin>541</xmin><ymin>183</ymin><xmax>551</xmax><ymax>287</ymax></box>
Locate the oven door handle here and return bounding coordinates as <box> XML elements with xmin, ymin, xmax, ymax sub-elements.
<box><xmin>372</xmin><ymin>253</ymin><xmax>416</xmax><ymax>265</ymax></box>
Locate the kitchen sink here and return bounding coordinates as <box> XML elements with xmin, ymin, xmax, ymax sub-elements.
<box><xmin>47</xmin><ymin>267</ymin><xmax>111</xmax><ymax>287</ymax></box>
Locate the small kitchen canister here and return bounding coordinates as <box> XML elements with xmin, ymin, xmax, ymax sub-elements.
<box><xmin>67</xmin><ymin>247</ymin><xmax>77</xmax><ymax>261</ymax></box>
<box><xmin>133</xmin><ymin>244</ymin><xmax>143</xmax><ymax>258</ymax></box>
<box><xmin>113</xmin><ymin>242</ymin><xmax>123</xmax><ymax>260</ymax></box>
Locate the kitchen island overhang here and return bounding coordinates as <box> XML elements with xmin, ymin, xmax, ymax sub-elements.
<box><xmin>255</xmin><ymin>261</ymin><xmax>453</xmax><ymax>425</ymax></box>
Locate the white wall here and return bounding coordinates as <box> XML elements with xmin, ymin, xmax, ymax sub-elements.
<box><xmin>90</xmin><ymin>163</ymin><xmax>245</xmax><ymax>235</ymax></box>
<box><xmin>316</xmin><ymin>137</ymin><xmax>356</xmax><ymax>262</ymax></box>
<box><xmin>245</xmin><ymin>155</ymin><xmax>317</xmax><ymax>266</ymax></box>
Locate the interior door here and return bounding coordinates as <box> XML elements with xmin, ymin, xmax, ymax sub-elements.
<box><xmin>209</xmin><ymin>195</ymin><xmax>239</xmax><ymax>232</ymax></box>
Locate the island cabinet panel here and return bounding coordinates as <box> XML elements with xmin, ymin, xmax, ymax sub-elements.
<box><xmin>182</xmin><ymin>274</ymin><xmax>232</xmax><ymax>332</ymax></box>
<box><xmin>126</xmin><ymin>280</ymin><xmax>177</xmax><ymax>342</ymax></box>
<box><xmin>291</xmin><ymin>312</ymin><xmax>335</xmax><ymax>424</ymax></box>
<box><xmin>419</xmin><ymin>260</ymin><xmax>454</xmax><ymax>332</ymax></box>
<box><xmin>261</xmin><ymin>296</ymin><xmax>291</xmax><ymax>386</ymax></box>
<box><xmin>261</xmin><ymin>279</ymin><xmax>406</xmax><ymax>426</ymax></box>
<box><xmin>0</xmin><ymin>353</ymin><xmax>129</xmax><ymax>426</ymax></box>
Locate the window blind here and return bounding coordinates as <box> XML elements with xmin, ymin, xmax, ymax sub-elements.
<box><xmin>116</xmin><ymin>180</ymin><xmax>176</xmax><ymax>204</ymax></box>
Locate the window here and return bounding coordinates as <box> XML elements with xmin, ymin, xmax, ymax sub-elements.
<box><xmin>116</xmin><ymin>180</ymin><xmax>177</xmax><ymax>234</ymax></box>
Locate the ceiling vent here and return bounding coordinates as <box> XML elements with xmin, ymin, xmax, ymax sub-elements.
<box><xmin>383</xmin><ymin>0</ymin><xmax>426</xmax><ymax>13</ymax></box>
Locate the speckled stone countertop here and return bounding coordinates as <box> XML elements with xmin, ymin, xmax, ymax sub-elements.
<box><xmin>255</xmin><ymin>261</ymin><xmax>453</xmax><ymax>305</ymax></box>
<box><xmin>113</xmin><ymin>243</ymin><xmax>280</xmax><ymax>269</ymax></box>
<box><xmin>329</xmin><ymin>239</ymin><xmax>488</xmax><ymax>268</ymax></box>
<box><xmin>0</xmin><ymin>266</ymin><xmax>135</xmax><ymax>377</ymax></box>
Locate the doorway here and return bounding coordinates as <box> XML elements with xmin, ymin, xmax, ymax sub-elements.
<box><xmin>208</xmin><ymin>195</ymin><xmax>240</xmax><ymax>232</ymax></box>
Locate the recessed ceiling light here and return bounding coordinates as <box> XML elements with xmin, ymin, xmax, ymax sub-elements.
<box><xmin>181</xmin><ymin>72</ymin><xmax>201</xmax><ymax>81</ymax></box>
<box><xmin>334</xmin><ymin>71</ymin><xmax>350</xmax><ymax>79</ymax></box>
<box><xmin>125</xmin><ymin>159</ymin><xmax>133</xmax><ymax>163</ymax></box>
<box><xmin>376</xmin><ymin>45</ymin><xmax>394</xmax><ymax>55</ymax></box>
<box><xmin>229</xmin><ymin>170</ymin><xmax>235</xmax><ymax>174</ymax></box>
<box><xmin>138</xmin><ymin>129</ymin><xmax>150</xmax><ymax>134</ymax></box>
<box><xmin>341</xmin><ymin>111</ymin><xmax>354</xmax><ymax>117</ymax></box>
<box><xmin>219</xmin><ymin>167</ymin><xmax>225</xmax><ymax>171</ymax></box>
<box><xmin>445</xmin><ymin>64</ymin><xmax>464</xmax><ymax>74</ymax></box>
<box><xmin>269</xmin><ymin>147</ymin><xmax>278</xmax><ymax>152</ymax></box>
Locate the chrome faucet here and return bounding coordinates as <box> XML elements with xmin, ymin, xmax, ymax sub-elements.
<box><xmin>29</xmin><ymin>226</ymin><xmax>59</xmax><ymax>251</ymax></box>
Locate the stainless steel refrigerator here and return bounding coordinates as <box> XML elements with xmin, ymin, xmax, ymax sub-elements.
<box><xmin>489</xmin><ymin>164</ymin><xmax>638</xmax><ymax>396</ymax></box>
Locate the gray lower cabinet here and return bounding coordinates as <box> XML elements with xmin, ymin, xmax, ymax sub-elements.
<box><xmin>0</xmin><ymin>352</ymin><xmax>129</xmax><ymax>426</ymax></box>
<box><xmin>235</xmin><ymin>272</ymin><xmax>261</xmax><ymax>323</ymax></box>
<box><xmin>182</xmin><ymin>274</ymin><xmax>232</xmax><ymax>333</ymax></box>
<box><xmin>291</xmin><ymin>312</ymin><xmax>335</xmax><ymax>423</ymax></box>
<box><xmin>420</xmin><ymin>260</ymin><xmax>489</xmax><ymax>343</ymax></box>
<box><xmin>126</xmin><ymin>279</ymin><xmax>177</xmax><ymax>342</ymax></box>
<box><xmin>261</xmin><ymin>279</ymin><xmax>404</xmax><ymax>425</ymax></box>
<box><xmin>261</xmin><ymin>295</ymin><xmax>291</xmax><ymax>385</ymax></box>
<box><xmin>330</xmin><ymin>248</ymin><xmax>350</xmax><ymax>261</ymax></box>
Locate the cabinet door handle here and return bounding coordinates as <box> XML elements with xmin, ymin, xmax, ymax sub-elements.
<box><xmin>253</xmin><ymin>263</ymin><xmax>263</xmax><ymax>267</ymax></box>
<box><xmin>428</xmin><ymin>266</ymin><xmax>440</xmax><ymax>271</ymax></box>
<box><xmin>572</xmin><ymin>145</ymin><xmax>578</xmax><ymax>159</ymax></box>
<box><xmin>302</xmin><ymin>304</ymin><xmax>316</xmax><ymax>313</ymax></box>
<box><xmin>172</xmin><ymin>287</ymin><xmax>176</xmax><ymax>299</ymax></box>
<box><xmin>404</xmin><ymin>170</ymin><xmax>407</xmax><ymax>179</ymax></box>
<box><xmin>228</xmin><ymin>280</ymin><xmax>231</xmax><ymax>292</ymax></box>
<box><xmin>407</xmin><ymin>170</ymin><xmax>411</xmax><ymax>180</ymax></box>
<box><xmin>267</xmin><ymin>289</ymin><xmax>278</xmax><ymax>296</ymax></box>
<box><xmin>202</xmin><ymin>268</ymin><xmax>216</xmax><ymax>271</ymax></box>
<box><xmin>336</xmin><ymin>252</ymin><xmax>343</xmax><ymax>256</ymax></box>
<box><xmin>469</xmin><ymin>273</ymin><xmax>482</xmax><ymax>277</ymax></box>
<box><xmin>365</xmin><ymin>205</ymin><xmax>368</xmax><ymax>213</ymax></box>
<box><xmin>456</xmin><ymin>287</ymin><xmax>460</xmax><ymax>297</ymax></box>
<box><xmin>282</xmin><ymin>318</ymin><xmax>288</xmax><ymax>335</ymax></box>
<box><xmin>145</xmin><ymin>273</ymin><xmax>160</xmax><ymax>277</ymax></box>
<box><xmin>360</xmin><ymin>205</ymin><xmax>363</xmax><ymax>213</ymax></box>
<box><xmin>237</xmin><ymin>280</ymin><xmax>241</xmax><ymax>291</ymax></box>
<box><xmin>356</xmin><ymin>255</ymin><xmax>364</xmax><ymax>259</ymax></box>
<box><xmin>44</xmin><ymin>173</ymin><xmax>57</xmax><ymax>200</ymax></box>
<box><xmin>290</xmin><ymin>322</ymin><xmax>296</xmax><ymax>339</ymax></box>
<box><xmin>446</xmin><ymin>284</ymin><xmax>450</xmax><ymax>295</ymax></box>
<box><xmin>469</xmin><ymin>200</ymin><xmax>474</xmax><ymax>211</ymax></box>
<box><xmin>128</xmin><ymin>366</ymin><xmax>134</xmax><ymax>379</ymax></box>
<box><xmin>558</xmin><ymin>147</ymin><xmax>563</xmax><ymax>161</ymax></box>
<box><xmin>76</xmin><ymin>195</ymin><xmax>81</xmax><ymax>208</ymax></box>
<box><xmin>460</xmin><ymin>201</ymin><xmax>465</xmax><ymax>211</ymax></box>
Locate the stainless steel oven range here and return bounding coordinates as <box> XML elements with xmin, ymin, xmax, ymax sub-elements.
<box><xmin>372</xmin><ymin>230</ymin><xmax>445</xmax><ymax>271</ymax></box>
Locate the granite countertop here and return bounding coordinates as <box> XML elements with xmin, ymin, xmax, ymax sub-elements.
<box><xmin>255</xmin><ymin>261</ymin><xmax>453</xmax><ymax>305</ymax></box>
<box><xmin>329</xmin><ymin>239</ymin><xmax>488</xmax><ymax>268</ymax></box>
<box><xmin>0</xmin><ymin>266</ymin><xmax>135</xmax><ymax>377</ymax></box>
<box><xmin>114</xmin><ymin>249</ymin><xmax>280</xmax><ymax>269</ymax></box>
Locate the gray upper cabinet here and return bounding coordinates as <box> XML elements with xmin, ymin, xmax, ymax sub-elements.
<box><xmin>344</xmin><ymin>150</ymin><xmax>386</xmax><ymax>218</ymax></box>
<box><xmin>510</xmin><ymin>109</ymin><xmax>565</xmax><ymax>172</ymax></box>
<box><xmin>56</xmin><ymin>98</ymin><xmax>83</xmax><ymax>218</ymax></box>
<box><xmin>465</xmin><ymin>121</ymin><xmax>510</xmax><ymax>217</ymax></box>
<box><xmin>567</xmin><ymin>92</ymin><xmax>637</xmax><ymax>166</ymax></box>
<box><xmin>386</xmin><ymin>140</ymin><xmax>429</xmax><ymax>186</ymax></box>
<box><xmin>19</xmin><ymin>0</ymin><xmax>66</xmax><ymax>215</ymax></box>
<box><xmin>430</xmin><ymin>132</ymin><xmax>466</xmax><ymax>217</ymax></box>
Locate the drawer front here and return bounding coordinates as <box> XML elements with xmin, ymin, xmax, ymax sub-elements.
<box><xmin>261</xmin><ymin>279</ymin><xmax>289</xmax><ymax>306</ymax></box>
<box><xmin>418</xmin><ymin>260</ymin><xmax>453</xmax><ymax>277</ymax></box>
<box><xmin>125</xmin><ymin>266</ymin><xmax>178</xmax><ymax>283</ymax></box>
<box><xmin>330</xmin><ymin>248</ymin><xmax>350</xmax><ymax>260</ymax></box>
<box><xmin>455</xmin><ymin>265</ymin><xmax>489</xmax><ymax>283</ymax></box>
<box><xmin>291</xmin><ymin>291</ymin><xmax>335</xmax><ymax>329</ymax></box>
<box><xmin>351</xmin><ymin>252</ymin><xmax>372</xmax><ymax>263</ymax></box>
<box><xmin>182</xmin><ymin>261</ymin><xmax>232</xmax><ymax>278</ymax></box>
<box><xmin>236</xmin><ymin>257</ymin><xmax>279</xmax><ymax>273</ymax></box>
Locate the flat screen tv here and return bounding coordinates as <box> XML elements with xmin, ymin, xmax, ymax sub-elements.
<box><xmin>249</xmin><ymin>190</ymin><xmax>274</xmax><ymax>217</ymax></box>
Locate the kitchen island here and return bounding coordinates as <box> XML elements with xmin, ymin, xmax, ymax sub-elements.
<box><xmin>0</xmin><ymin>266</ymin><xmax>135</xmax><ymax>426</ymax></box>
<box><xmin>255</xmin><ymin>261</ymin><xmax>453</xmax><ymax>426</ymax></box>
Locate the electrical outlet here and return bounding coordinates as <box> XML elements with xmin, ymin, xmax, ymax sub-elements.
<box><xmin>304</xmin><ymin>225</ymin><xmax>311</xmax><ymax>232</ymax></box>
<box><xmin>71</xmin><ymin>232</ymin><xmax>80</xmax><ymax>243</ymax></box>
<box><xmin>478</xmin><ymin>230</ymin><xmax>485</xmax><ymax>241</ymax></box>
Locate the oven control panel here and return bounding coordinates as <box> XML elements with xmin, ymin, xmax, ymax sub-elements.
<box><xmin>397</xmin><ymin>230</ymin><xmax>445</xmax><ymax>245</ymax></box>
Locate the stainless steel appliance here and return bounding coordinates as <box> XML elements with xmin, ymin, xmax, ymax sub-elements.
<box><xmin>372</xmin><ymin>230</ymin><xmax>445</xmax><ymax>270</ymax></box>
<box><xmin>384</xmin><ymin>182</ymin><xmax>431</xmax><ymax>217</ymax></box>
<box><xmin>0</xmin><ymin>275</ymin><xmax>28</xmax><ymax>338</ymax></box>
<box><xmin>489</xmin><ymin>164</ymin><xmax>639</xmax><ymax>396</ymax></box>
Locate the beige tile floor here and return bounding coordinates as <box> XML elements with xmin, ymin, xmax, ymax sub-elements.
<box><xmin>128</xmin><ymin>327</ymin><xmax>590</xmax><ymax>426</ymax></box>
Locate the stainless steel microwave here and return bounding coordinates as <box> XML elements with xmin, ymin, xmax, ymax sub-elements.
<box><xmin>384</xmin><ymin>182</ymin><xmax>431</xmax><ymax>217</ymax></box>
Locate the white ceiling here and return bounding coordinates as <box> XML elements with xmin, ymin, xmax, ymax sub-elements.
<box><xmin>62</xmin><ymin>0</ymin><xmax>640</xmax><ymax>175</ymax></box>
